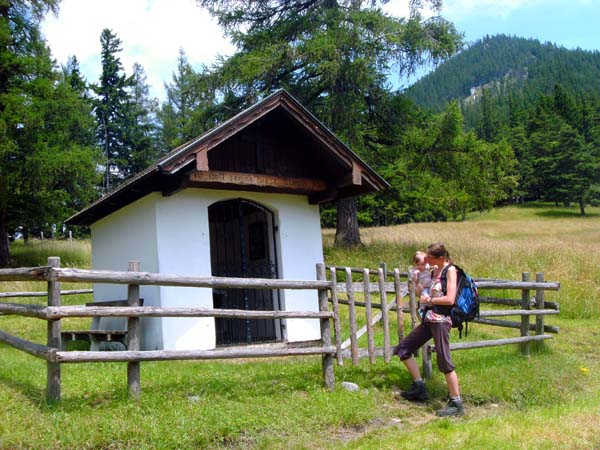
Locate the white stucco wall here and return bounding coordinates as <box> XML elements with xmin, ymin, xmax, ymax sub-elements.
<box><xmin>153</xmin><ymin>189</ymin><xmax>215</xmax><ymax>350</ymax></box>
<box><xmin>90</xmin><ymin>193</ymin><xmax>163</xmax><ymax>350</ymax></box>
<box><xmin>90</xmin><ymin>187</ymin><xmax>324</xmax><ymax>351</ymax></box>
<box><xmin>155</xmin><ymin>188</ymin><xmax>323</xmax><ymax>349</ymax></box>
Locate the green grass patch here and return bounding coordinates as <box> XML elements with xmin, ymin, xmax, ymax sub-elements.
<box><xmin>9</xmin><ymin>239</ymin><xmax>91</xmax><ymax>268</ymax></box>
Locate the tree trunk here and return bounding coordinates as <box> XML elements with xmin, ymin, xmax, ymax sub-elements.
<box><xmin>579</xmin><ymin>202</ymin><xmax>586</xmax><ymax>216</ymax></box>
<box><xmin>0</xmin><ymin>210</ymin><xmax>10</xmax><ymax>267</ymax></box>
<box><xmin>334</xmin><ymin>197</ymin><xmax>361</xmax><ymax>248</ymax></box>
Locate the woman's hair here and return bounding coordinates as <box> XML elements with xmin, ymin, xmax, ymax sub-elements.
<box><xmin>412</xmin><ymin>251</ymin><xmax>427</xmax><ymax>264</ymax></box>
<box><xmin>426</xmin><ymin>242</ymin><xmax>450</xmax><ymax>260</ymax></box>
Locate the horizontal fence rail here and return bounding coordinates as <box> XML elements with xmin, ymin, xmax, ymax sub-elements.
<box><xmin>0</xmin><ymin>266</ymin><xmax>49</xmax><ymax>281</ymax></box>
<box><xmin>474</xmin><ymin>280</ymin><xmax>560</xmax><ymax>290</ymax></box>
<box><xmin>46</xmin><ymin>306</ymin><xmax>334</xmax><ymax>320</ymax></box>
<box><xmin>474</xmin><ymin>317</ymin><xmax>560</xmax><ymax>334</ymax></box>
<box><xmin>59</xmin><ymin>268</ymin><xmax>331</xmax><ymax>290</ymax></box>
<box><xmin>0</xmin><ymin>303</ymin><xmax>334</xmax><ymax>320</ymax></box>
<box><xmin>0</xmin><ymin>302</ymin><xmax>47</xmax><ymax>319</ymax></box>
<box><xmin>0</xmin><ymin>330</ymin><xmax>56</xmax><ymax>360</ymax></box>
<box><xmin>0</xmin><ymin>266</ymin><xmax>332</xmax><ymax>289</ymax></box>
<box><xmin>0</xmin><ymin>289</ymin><xmax>92</xmax><ymax>298</ymax></box>
<box><xmin>478</xmin><ymin>309</ymin><xmax>559</xmax><ymax>317</ymax></box>
<box><xmin>328</xmin><ymin>265</ymin><xmax>408</xmax><ymax>278</ymax></box>
<box><xmin>55</xmin><ymin>345</ymin><xmax>338</xmax><ymax>364</ymax></box>
<box><xmin>447</xmin><ymin>334</ymin><xmax>553</xmax><ymax>351</ymax></box>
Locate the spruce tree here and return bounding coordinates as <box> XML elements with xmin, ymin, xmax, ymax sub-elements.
<box><xmin>124</xmin><ymin>63</ymin><xmax>161</xmax><ymax>175</ymax></box>
<box><xmin>92</xmin><ymin>29</ymin><xmax>133</xmax><ymax>192</ymax></box>
<box><xmin>158</xmin><ymin>49</ymin><xmax>216</xmax><ymax>149</ymax></box>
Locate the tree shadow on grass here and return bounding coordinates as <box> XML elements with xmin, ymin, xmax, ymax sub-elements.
<box><xmin>0</xmin><ymin>370</ymin><xmax>45</xmax><ymax>406</ymax></box>
<box><xmin>534</xmin><ymin>209</ymin><xmax>600</xmax><ymax>219</ymax></box>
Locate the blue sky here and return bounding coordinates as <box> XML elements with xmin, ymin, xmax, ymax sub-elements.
<box><xmin>443</xmin><ymin>0</ymin><xmax>600</xmax><ymax>51</ymax></box>
<box><xmin>41</xmin><ymin>0</ymin><xmax>600</xmax><ymax>101</ymax></box>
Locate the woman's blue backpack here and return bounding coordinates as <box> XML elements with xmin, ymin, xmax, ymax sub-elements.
<box><xmin>441</xmin><ymin>264</ymin><xmax>480</xmax><ymax>338</ymax></box>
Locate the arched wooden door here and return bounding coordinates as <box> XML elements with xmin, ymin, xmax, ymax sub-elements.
<box><xmin>208</xmin><ymin>198</ymin><xmax>283</xmax><ymax>346</ymax></box>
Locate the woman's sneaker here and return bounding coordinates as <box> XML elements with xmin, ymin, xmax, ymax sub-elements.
<box><xmin>436</xmin><ymin>398</ymin><xmax>464</xmax><ymax>416</ymax></box>
<box><xmin>400</xmin><ymin>381</ymin><xmax>428</xmax><ymax>401</ymax></box>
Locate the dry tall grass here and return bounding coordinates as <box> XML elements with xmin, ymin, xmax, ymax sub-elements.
<box><xmin>324</xmin><ymin>204</ymin><xmax>600</xmax><ymax>318</ymax></box>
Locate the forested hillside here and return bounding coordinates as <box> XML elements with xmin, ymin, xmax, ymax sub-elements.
<box><xmin>400</xmin><ymin>35</ymin><xmax>600</xmax><ymax>216</ymax></box>
<box><xmin>406</xmin><ymin>34</ymin><xmax>600</xmax><ymax>115</ymax></box>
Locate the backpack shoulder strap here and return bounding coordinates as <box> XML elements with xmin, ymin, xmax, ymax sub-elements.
<box><xmin>439</xmin><ymin>263</ymin><xmax>455</xmax><ymax>295</ymax></box>
<box><xmin>441</xmin><ymin>263</ymin><xmax>466</xmax><ymax>301</ymax></box>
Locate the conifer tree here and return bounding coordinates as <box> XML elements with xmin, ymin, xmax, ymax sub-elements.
<box><xmin>92</xmin><ymin>29</ymin><xmax>133</xmax><ymax>192</ymax></box>
<box><xmin>158</xmin><ymin>49</ymin><xmax>217</xmax><ymax>149</ymax></box>
<box><xmin>528</xmin><ymin>88</ymin><xmax>600</xmax><ymax>214</ymax></box>
<box><xmin>92</xmin><ymin>29</ymin><xmax>160</xmax><ymax>189</ymax></box>
<box><xmin>0</xmin><ymin>1</ymin><xmax>101</xmax><ymax>265</ymax></box>
<box><xmin>125</xmin><ymin>62</ymin><xmax>161</xmax><ymax>174</ymax></box>
<box><xmin>478</xmin><ymin>87</ymin><xmax>499</xmax><ymax>142</ymax></box>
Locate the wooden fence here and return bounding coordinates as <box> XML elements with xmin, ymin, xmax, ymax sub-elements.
<box><xmin>328</xmin><ymin>266</ymin><xmax>560</xmax><ymax>379</ymax></box>
<box><xmin>0</xmin><ymin>258</ymin><xmax>560</xmax><ymax>402</ymax></box>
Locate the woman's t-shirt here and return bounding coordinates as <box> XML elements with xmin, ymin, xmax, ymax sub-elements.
<box><xmin>423</xmin><ymin>267</ymin><xmax>452</xmax><ymax>324</ymax></box>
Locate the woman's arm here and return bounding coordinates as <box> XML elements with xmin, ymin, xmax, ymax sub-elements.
<box><xmin>433</xmin><ymin>266</ymin><xmax>457</xmax><ymax>306</ymax></box>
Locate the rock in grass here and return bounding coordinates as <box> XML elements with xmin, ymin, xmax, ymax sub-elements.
<box><xmin>341</xmin><ymin>381</ymin><xmax>360</xmax><ymax>392</ymax></box>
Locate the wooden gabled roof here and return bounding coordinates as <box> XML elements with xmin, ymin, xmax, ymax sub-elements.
<box><xmin>67</xmin><ymin>89</ymin><xmax>388</xmax><ymax>226</ymax></box>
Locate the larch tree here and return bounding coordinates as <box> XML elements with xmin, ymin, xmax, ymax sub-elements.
<box><xmin>0</xmin><ymin>0</ymin><xmax>101</xmax><ymax>265</ymax></box>
<box><xmin>197</xmin><ymin>0</ymin><xmax>462</xmax><ymax>247</ymax></box>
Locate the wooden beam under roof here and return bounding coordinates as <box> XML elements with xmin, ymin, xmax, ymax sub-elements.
<box><xmin>188</xmin><ymin>170</ymin><xmax>327</xmax><ymax>193</ymax></box>
<box><xmin>195</xmin><ymin>148</ymin><xmax>209</xmax><ymax>171</ymax></box>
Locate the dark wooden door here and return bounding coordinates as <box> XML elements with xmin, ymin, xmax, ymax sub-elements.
<box><xmin>208</xmin><ymin>199</ymin><xmax>282</xmax><ymax>345</ymax></box>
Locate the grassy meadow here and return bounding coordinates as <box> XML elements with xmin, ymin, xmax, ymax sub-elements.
<box><xmin>1</xmin><ymin>203</ymin><xmax>599</xmax><ymax>449</ymax></box>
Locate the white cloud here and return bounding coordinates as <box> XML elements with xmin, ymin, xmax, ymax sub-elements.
<box><xmin>442</xmin><ymin>0</ymin><xmax>532</xmax><ymax>18</ymax></box>
<box><xmin>382</xmin><ymin>0</ymin><xmax>436</xmax><ymax>18</ymax></box>
<box><xmin>441</xmin><ymin>0</ymin><xmax>594</xmax><ymax>19</ymax></box>
<box><xmin>41</xmin><ymin>0</ymin><xmax>235</xmax><ymax>101</ymax></box>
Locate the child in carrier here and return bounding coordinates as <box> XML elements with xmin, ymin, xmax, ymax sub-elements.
<box><xmin>411</xmin><ymin>251</ymin><xmax>433</xmax><ymax>296</ymax></box>
<box><xmin>410</xmin><ymin>251</ymin><xmax>433</xmax><ymax>318</ymax></box>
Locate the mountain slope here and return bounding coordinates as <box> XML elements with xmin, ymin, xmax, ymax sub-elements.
<box><xmin>405</xmin><ymin>34</ymin><xmax>600</xmax><ymax>112</ymax></box>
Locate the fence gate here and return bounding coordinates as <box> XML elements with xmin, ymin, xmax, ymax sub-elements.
<box><xmin>208</xmin><ymin>198</ymin><xmax>282</xmax><ymax>346</ymax></box>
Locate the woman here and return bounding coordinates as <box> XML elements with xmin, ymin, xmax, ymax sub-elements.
<box><xmin>395</xmin><ymin>242</ymin><xmax>464</xmax><ymax>417</ymax></box>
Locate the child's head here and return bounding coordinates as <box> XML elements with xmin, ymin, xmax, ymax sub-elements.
<box><xmin>412</xmin><ymin>251</ymin><xmax>427</xmax><ymax>269</ymax></box>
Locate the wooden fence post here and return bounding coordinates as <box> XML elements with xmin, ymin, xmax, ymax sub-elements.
<box><xmin>317</xmin><ymin>263</ymin><xmax>334</xmax><ymax>390</ymax></box>
<box><xmin>394</xmin><ymin>269</ymin><xmax>404</xmax><ymax>344</ymax></box>
<box><xmin>535</xmin><ymin>272</ymin><xmax>545</xmax><ymax>348</ymax></box>
<box><xmin>345</xmin><ymin>267</ymin><xmax>359</xmax><ymax>366</ymax></box>
<box><xmin>328</xmin><ymin>267</ymin><xmax>343</xmax><ymax>366</ymax></box>
<box><xmin>520</xmin><ymin>272</ymin><xmax>531</xmax><ymax>357</ymax></box>
<box><xmin>378</xmin><ymin>265</ymin><xmax>390</xmax><ymax>363</ymax></box>
<box><xmin>363</xmin><ymin>268</ymin><xmax>375</xmax><ymax>364</ymax></box>
<box><xmin>408</xmin><ymin>271</ymin><xmax>420</xmax><ymax>359</ymax></box>
<box><xmin>408</xmin><ymin>269</ymin><xmax>418</xmax><ymax>331</ymax></box>
<box><xmin>127</xmin><ymin>261</ymin><xmax>141</xmax><ymax>399</ymax></box>
<box><xmin>47</xmin><ymin>257</ymin><xmax>61</xmax><ymax>402</ymax></box>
